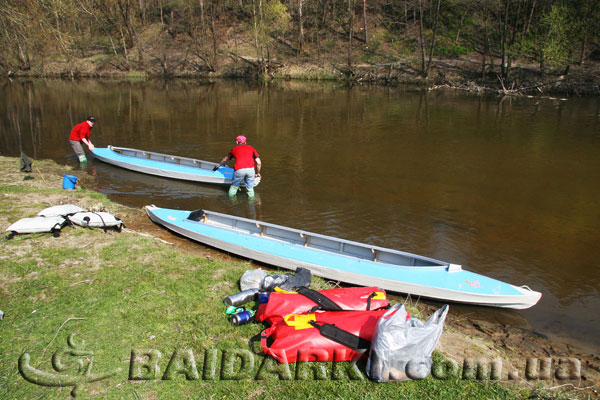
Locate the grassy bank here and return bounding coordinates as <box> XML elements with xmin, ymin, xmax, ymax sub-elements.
<box><xmin>0</xmin><ymin>156</ymin><xmax>581</xmax><ymax>399</ymax></box>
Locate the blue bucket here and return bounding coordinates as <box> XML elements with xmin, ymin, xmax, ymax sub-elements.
<box><xmin>62</xmin><ymin>174</ymin><xmax>78</xmax><ymax>190</ymax></box>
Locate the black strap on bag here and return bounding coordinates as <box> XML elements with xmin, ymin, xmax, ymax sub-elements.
<box><xmin>366</xmin><ymin>292</ymin><xmax>378</xmax><ymax>311</ymax></box>
<box><xmin>92</xmin><ymin>212</ymin><xmax>108</xmax><ymax>233</ymax></box>
<box><xmin>308</xmin><ymin>320</ymin><xmax>371</xmax><ymax>352</ymax></box>
<box><xmin>296</xmin><ymin>287</ymin><xmax>343</xmax><ymax>312</ymax></box>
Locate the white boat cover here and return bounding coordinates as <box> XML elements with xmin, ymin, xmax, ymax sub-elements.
<box><xmin>5</xmin><ymin>216</ymin><xmax>66</xmax><ymax>234</ymax></box>
<box><xmin>68</xmin><ymin>212</ymin><xmax>123</xmax><ymax>230</ymax></box>
<box><xmin>37</xmin><ymin>204</ymin><xmax>85</xmax><ymax>217</ymax></box>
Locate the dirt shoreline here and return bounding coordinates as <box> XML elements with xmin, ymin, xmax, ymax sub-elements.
<box><xmin>4</xmin><ymin>157</ymin><xmax>599</xmax><ymax>396</ymax></box>
<box><xmin>8</xmin><ymin>55</ymin><xmax>600</xmax><ymax>97</ymax></box>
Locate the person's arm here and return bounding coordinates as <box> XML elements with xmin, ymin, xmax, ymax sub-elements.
<box><xmin>213</xmin><ymin>154</ymin><xmax>231</xmax><ymax>171</ymax></box>
<box><xmin>81</xmin><ymin>138</ymin><xmax>95</xmax><ymax>151</ymax></box>
<box><xmin>255</xmin><ymin>157</ymin><xmax>261</xmax><ymax>177</ymax></box>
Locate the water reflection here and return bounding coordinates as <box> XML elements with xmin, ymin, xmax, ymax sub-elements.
<box><xmin>1</xmin><ymin>78</ymin><xmax>599</xmax><ymax>351</ymax></box>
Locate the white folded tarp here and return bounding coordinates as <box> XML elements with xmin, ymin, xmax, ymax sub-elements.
<box><xmin>68</xmin><ymin>212</ymin><xmax>123</xmax><ymax>230</ymax></box>
<box><xmin>5</xmin><ymin>216</ymin><xmax>66</xmax><ymax>237</ymax></box>
<box><xmin>37</xmin><ymin>204</ymin><xmax>85</xmax><ymax>217</ymax></box>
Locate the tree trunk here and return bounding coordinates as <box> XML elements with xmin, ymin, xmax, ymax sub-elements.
<box><xmin>129</xmin><ymin>8</ymin><xmax>144</xmax><ymax>67</ymax></box>
<box><xmin>259</xmin><ymin>0</ymin><xmax>265</xmax><ymax>67</ymax></box>
<box><xmin>525</xmin><ymin>0</ymin><xmax>536</xmax><ymax>34</ymax></box>
<box><xmin>481</xmin><ymin>5</ymin><xmax>488</xmax><ymax>78</ymax></box>
<box><xmin>298</xmin><ymin>0</ymin><xmax>304</xmax><ymax>56</ymax></box>
<box><xmin>252</xmin><ymin>0</ymin><xmax>259</xmax><ymax>59</ymax></box>
<box><xmin>16</xmin><ymin>39</ymin><xmax>31</xmax><ymax>70</ymax></box>
<box><xmin>456</xmin><ymin>12</ymin><xmax>465</xmax><ymax>43</ymax></box>
<box><xmin>117</xmin><ymin>0</ymin><xmax>144</xmax><ymax>68</ymax></box>
<box><xmin>362</xmin><ymin>0</ymin><xmax>367</xmax><ymax>45</ymax></box>
<box><xmin>413</xmin><ymin>2</ymin><xmax>417</xmax><ymax>26</ymax></box>
<box><xmin>347</xmin><ymin>0</ymin><xmax>354</xmax><ymax>67</ymax></box>
<box><xmin>500</xmin><ymin>0</ymin><xmax>509</xmax><ymax>82</ymax></box>
<box><xmin>418</xmin><ymin>0</ymin><xmax>426</xmax><ymax>77</ymax></box>
<box><xmin>511</xmin><ymin>0</ymin><xmax>521</xmax><ymax>43</ymax></box>
<box><xmin>425</xmin><ymin>0</ymin><xmax>441</xmax><ymax>77</ymax></box>
<box><xmin>139</xmin><ymin>0</ymin><xmax>146</xmax><ymax>26</ymax></box>
<box><xmin>579</xmin><ymin>33</ymin><xmax>587</xmax><ymax>64</ymax></box>
<box><xmin>210</xmin><ymin>1</ymin><xmax>218</xmax><ymax>70</ymax></box>
<box><xmin>119</xmin><ymin>26</ymin><xmax>130</xmax><ymax>67</ymax></box>
<box><xmin>321</xmin><ymin>0</ymin><xmax>330</xmax><ymax>26</ymax></box>
<box><xmin>200</xmin><ymin>0</ymin><xmax>205</xmax><ymax>33</ymax></box>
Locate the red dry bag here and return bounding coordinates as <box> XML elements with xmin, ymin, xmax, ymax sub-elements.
<box><xmin>256</xmin><ymin>286</ymin><xmax>389</xmax><ymax>325</ymax></box>
<box><xmin>261</xmin><ymin>309</ymin><xmax>391</xmax><ymax>363</ymax></box>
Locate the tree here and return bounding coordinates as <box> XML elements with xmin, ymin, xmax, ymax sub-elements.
<box><xmin>362</xmin><ymin>0</ymin><xmax>367</xmax><ymax>44</ymax></box>
<box><xmin>347</xmin><ymin>0</ymin><xmax>355</xmax><ymax>67</ymax></box>
<box><xmin>569</xmin><ymin>0</ymin><xmax>600</xmax><ymax>64</ymax></box>
<box><xmin>536</xmin><ymin>4</ymin><xmax>571</xmax><ymax>76</ymax></box>
<box><xmin>298</xmin><ymin>0</ymin><xmax>304</xmax><ymax>55</ymax></box>
<box><xmin>0</xmin><ymin>2</ymin><xmax>32</xmax><ymax>70</ymax></box>
<box><xmin>248</xmin><ymin>0</ymin><xmax>291</xmax><ymax>73</ymax></box>
<box><xmin>418</xmin><ymin>0</ymin><xmax>441</xmax><ymax>78</ymax></box>
<box><xmin>116</xmin><ymin>0</ymin><xmax>145</xmax><ymax>67</ymax></box>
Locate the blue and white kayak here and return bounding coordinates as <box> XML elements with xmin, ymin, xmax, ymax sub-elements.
<box><xmin>93</xmin><ymin>146</ymin><xmax>259</xmax><ymax>186</ymax></box>
<box><xmin>145</xmin><ymin>206</ymin><xmax>542</xmax><ymax>309</ymax></box>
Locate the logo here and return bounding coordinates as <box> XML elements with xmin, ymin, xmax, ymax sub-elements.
<box><xmin>18</xmin><ymin>333</ymin><xmax>122</xmax><ymax>397</ymax></box>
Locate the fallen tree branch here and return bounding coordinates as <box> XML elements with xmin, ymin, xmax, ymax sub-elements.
<box><xmin>37</xmin><ymin>317</ymin><xmax>87</xmax><ymax>366</ymax></box>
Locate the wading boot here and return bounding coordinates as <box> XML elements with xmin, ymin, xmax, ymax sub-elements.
<box><xmin>228</xmin><ymin>185</ymin><xmax>240</xmax><ymax>197</ymax></box>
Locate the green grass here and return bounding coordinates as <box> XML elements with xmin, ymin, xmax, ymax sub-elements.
<box><xmin>126</xmin><ymin>70</ymin><xmax>149</xmax><ymax>81</ymax></box>
<box><xmin>0</xmin><ymin>183</ymin><xmax>528</xmax><ymax>399</ymax></box>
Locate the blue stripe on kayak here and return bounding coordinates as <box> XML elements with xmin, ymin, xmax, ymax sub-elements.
<box><xmin>93</xmin><ymin>148</ymin><xmax>234</xmax><ymax>179</ymax></box>
<box><xmin>152</xmin><ymin>208</ymin><xmax>522</xmax><ymax>297</ymax></box>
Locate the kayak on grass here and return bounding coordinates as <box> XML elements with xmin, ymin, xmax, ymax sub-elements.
<box><xmin>145</xmin><ymin>205</ymin><xmax>542</xmax><ymax>310</ymax></box>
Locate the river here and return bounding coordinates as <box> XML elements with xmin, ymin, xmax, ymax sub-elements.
<box><xmin>1</xmin><ymin>78</ymin><xmax>599</xmax><ymax>352</ymax></box>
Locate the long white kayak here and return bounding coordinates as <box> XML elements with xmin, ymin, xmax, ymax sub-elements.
<box><xmin>93</xmin><ymin>146</ymin><xmax>259</xmax><ymax>186</ymax></box>
<box><xmin>146</xmin><ymin>205</ymin><xmax>542</xmax><ymax>309</ymax></box>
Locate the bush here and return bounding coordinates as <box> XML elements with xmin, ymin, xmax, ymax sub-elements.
<box><xmin>434</xmin><ymin>36</ymin><xmax>471</xmax><ymax>58</ymax></box>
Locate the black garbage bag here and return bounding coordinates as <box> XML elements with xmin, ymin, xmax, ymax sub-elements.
<box><xmin>260</xmin><ymin>267</ymin><xmax>312</xmax><ymax>292</ymax></box>
<box><xmin>20</xmin><ymin>152</ymin><xmax>33</xmax><ymax>173</ymax></box>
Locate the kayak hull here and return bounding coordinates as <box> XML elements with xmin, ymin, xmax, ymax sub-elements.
<box><xmin>92</xmin><ymin>146</ymin><xmax>233</xmax><ymax>185</ymax></box>
<box><xmin>146</xmin><ymin>206</ymin><xmax>542</xmax><ymax>309</ymax></box>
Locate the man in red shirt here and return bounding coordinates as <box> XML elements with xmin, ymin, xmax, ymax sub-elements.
<box><xmin>69</xmin><ymin>116</ymin><xmax>96</xmax><ymax>163</ymax></box>
<box><xmin>214</xmin><ymin>135</ymin><xmax>262</xmax><ymax>198</ymax></box>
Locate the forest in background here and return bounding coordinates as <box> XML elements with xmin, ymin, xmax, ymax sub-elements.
<box><xmin>1</xmin><ymin>0</ymin><xmax>599</xmax><ymax>92</ymax></box>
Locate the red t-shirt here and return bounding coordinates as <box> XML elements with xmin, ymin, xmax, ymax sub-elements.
<box><xmin>69</xmin><ymin>121</ymin><xmax>92</xmax><ymax>142</ymax></box>
<box><xmin>228</xmin><ymin>144</ymin><xmax>259</xmax><ymax>170</ymax></box>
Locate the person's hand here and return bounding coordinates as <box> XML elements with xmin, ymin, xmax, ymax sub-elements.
<box><xmin>88</xmin><ymin>144</ymin><xmax>95</xmax><ymax>151</ymax></box>
<box><xmin>212</xmin><ymin>165</ymin><xmax>220</xmax><ymax>172</ymax></box>
<box><xmin>256</xmin><ymin>173</ymin><xmax>261</xmax><ymax>178</ymax></box>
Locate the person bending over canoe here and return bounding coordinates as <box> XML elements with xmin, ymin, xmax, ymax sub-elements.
<box><xmin>213</xmin><ymin>135</ymin><xmax>262</xmax><ymax>198</ymax></box>
<box><xmin>69</xmin><ymin>116</ymin><xmax>96</xmax><ymax>163</ymax></box>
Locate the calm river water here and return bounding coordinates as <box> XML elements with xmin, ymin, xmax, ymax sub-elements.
<box><xmin>1</xmin><ymin>79</ymin><xmax>599</xmax><ymax>351</ymax></box>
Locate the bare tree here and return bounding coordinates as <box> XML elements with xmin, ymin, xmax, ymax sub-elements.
<box><xmin>116</xmin><ymin>0</ymin><xmax>144</xmax><ymax>68</ymax></box>
<box><xmin>426</xmin><ymin>0</ymin><xmax>441</xmax><ymax>76</ymax></box>
<box><xmin>347</xmin><ymin>0</ymin><xmax>354</xmax><ymax>67</ymax></box>
<box><xmin>362</xmin><ymin>0</ymin><xmax>367</xmax><ymax>44</ymax></box>
<box><xmin>418</xmin><ymin>0</ymin><xmax>425</xmax><ymax>76</ymax></box>
<box><xmin>298</xmin><ymin>0</ymin><xmax>304</xmax><ymax>55</ymax></box>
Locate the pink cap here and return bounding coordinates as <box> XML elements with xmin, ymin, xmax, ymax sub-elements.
<box><xmin>236</xmin><ymin>135</ymin><xmax>247</xmax><ymax>144</ymax></box>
